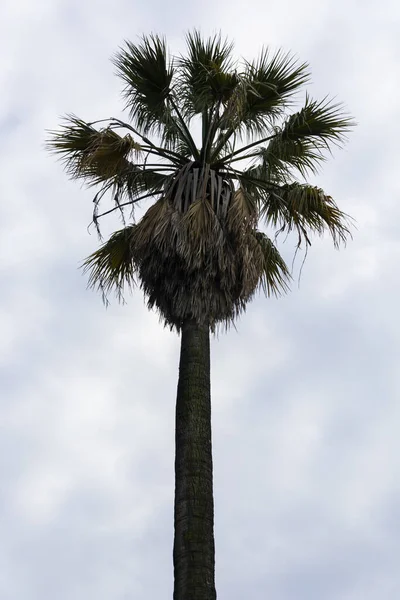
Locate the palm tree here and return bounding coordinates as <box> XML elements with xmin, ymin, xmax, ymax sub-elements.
<box><xmin>48</xmin><ymin>31</ymin><xmax>353</xmax><ymax>600</ymax></box>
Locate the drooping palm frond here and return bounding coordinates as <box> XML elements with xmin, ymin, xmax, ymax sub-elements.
<box><xmin>250</xmin><ymin>230</ymin><xmax>291</xmax><ymax>296</ymax></box>
<box><xmin>226</xmin><ymin>187</ymin><xmax>258</xmax><ymax>229</ymax></box>
<box><xmin>47</xmin><ymin>115</ymin><xmax>178</xmax><ymax>229</ymax></box>
<box><xmin>83</xmin><ymin>226</ymin><xmax>137</xmax><ymax>302</ymax></box>
<box><xmin>48</xmin><ymin>115</ymin><xmax>143</xmax><ymax>183</ymax></box>
<box><xmin>261</xmin><ymin>183</ymin><xmax>352</xmax><ymax>248</ymax></box>
<box><xmin>82</xmin><ymin>187</ymin><xmax>291</xmax><ymax>330</ymax></box>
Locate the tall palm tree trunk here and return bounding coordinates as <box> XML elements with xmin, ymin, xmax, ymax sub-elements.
<box><xmin>173</xmin><ymin>319</ymin><xmax>216</xmax><ymax>600</ymax></box>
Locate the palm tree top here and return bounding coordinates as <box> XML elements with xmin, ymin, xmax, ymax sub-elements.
<box><xmin>47</xmin><ymin>31</ymin><xmax>354</xmax><ymax>331</ymax></box>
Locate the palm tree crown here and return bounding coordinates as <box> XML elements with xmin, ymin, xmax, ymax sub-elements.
<box><xmin>48</xmin><ymin>31</ymin><xmax>353</xmax><ymax>331</ymax></box>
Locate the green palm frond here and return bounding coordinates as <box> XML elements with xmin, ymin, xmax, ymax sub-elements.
<box><xmin>251</xmin><ymin>231</ymin><xmax>291</xmax><ymax>296</ymax></box>
<box><xmin>211</xmin><ymin>49</ymin><xmax>309</xmax><ymax>159</ymax></box>
<box><xmin>47</xmin><ymin>115</ymin><xmax>142</xmax><ymax>182</ymax></box>
<box><xmin>82</xmin><ymin>226</ymin><xmax>137</xmax><ymax>302</ymax></box>
<box><xmin>217</xmin><ymin>94</ymin><xmax>353</xmax><ymax>166</ymax></box>
<box><xmin>178</xmin><ymin>30</ymin><xmax>236</xmax><ymax>116</ymax></box>
<box><xmin>240</xmin><ymin>49</ymin><xmax>310</xmax><ymax>131</ymax></box>
<box><xmin>48</xmin><ymin>115</ymin><xmax>175</xmax><ymax>231</ymax></box>
<box><xmin>113</xmin><ymin>35</ymin><xmax>174</xmax><ymax>135</ymax></box>
<box><xmin>114</xmin><ymin>36</ymin><xmax>200</xmax><ymax>157</ymax></box>
<box><xmin>261</xmin><ymin>183</ymin><xmax>352</xmax><ymax>248</ymax></box>
<box><xmin>276</xmin><ymin>94</ymin><xmax>354</xmax><ymax>148</ymax></box>
<box><xmin>254</xmin><ymin>137</ymin><xmax>326</xmax><ymax>180</ymax></box>
<box><xmin>234</xmin><ymin>165</ymin><xmax>276</xmax><ymax>201</ymax></box>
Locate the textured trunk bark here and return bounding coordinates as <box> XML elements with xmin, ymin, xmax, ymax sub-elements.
<box><xmin>173</xmin><ymin>319</ymin><xmax>216</xmax><ymax>600</ymax></box>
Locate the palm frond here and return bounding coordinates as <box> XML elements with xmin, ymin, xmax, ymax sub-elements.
<box><xmin>113</xmin><ymin>35</ymin><xmax>174</xmax><ymax>135</ymax></box>
<box><xmin>178</xmin><ymin>30</ymin><xmax>237</xmax><ymax>117</ymax></box>
<box><xmin>216</xmin><ymin>93</ymin><xmax>353</xmax><ymax>167</ymax></box>
<box><xmin>275</xmin><ymin>94</ymin><xmax>354</xmax><ymax>149</ymax></box>
<box><xmin>212</xmin><ymin>49</ymin><xmax>309</xmax><ymax>159</ymax></box>
<box><xmin>235</xmin><ymin>165</ymin><xmax>277</xmax><ymax>201</ymax></box>
<box><xmin>131</xmin><ymin>199</ymin><xmax>291</xmax><ymax>330</ymax></box>
<box><xmin>261</xmin><ymin>183</ymin><xmax>352</xmax><ymax>248</ymax></box>
<box><xmin>226</xmin><ymin>186</ymin><xmax>258</xmax><ymax>230</ymax></box>
<box><xmin>239</xmin><ymin>49</ymin><xmax>310</xmax><ymax>132</ymax></box>
<box><xmin>47</xmin><ymin>115</ymin><xmax>142</xmax><ymax>183</ymax></box>
<box><xmin>48</xmin><ymin>115</ymin><xmax>174</xmax><ymax>234</ymax></box>
<box><xmin>251</xmin><ymin>231</ymin><xmax>291</xmax><ymax>296</ymax></box>
<box><xmin>82</xmin><ymin>226</ymin><xmax>137</xmax><ymax>302</ymax></box>
<box><xmin>90</xmin><ymin>168</ymin><xmax>169</xmax><ymax>232</ymax></box>
<box><xmin>254</xmin><ymin>136</ymin><xmax>326</xmax><ymax>180</ymax></box>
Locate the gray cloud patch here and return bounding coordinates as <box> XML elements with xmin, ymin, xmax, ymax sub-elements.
<box><xmin>1</xmin><ymin>1</ymin><xmax>400</xmax><ymax>598</ymax></box>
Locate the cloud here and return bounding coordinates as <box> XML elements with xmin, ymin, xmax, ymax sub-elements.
<box><xmin>1</xmin><ymin>1</ymin><xmax>400</xmax><ymax>599</ymax></box>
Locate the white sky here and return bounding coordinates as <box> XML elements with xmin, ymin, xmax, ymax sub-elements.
<box><xmin>1</xmin><ymin>1</ymin><xmax>400</xmax><ymax>598</ymax></box>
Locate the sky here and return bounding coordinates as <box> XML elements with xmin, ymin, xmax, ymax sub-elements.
<box><xmin>1</xmin><ymin>0</ymin><xmax>400</xmax><ymax>598</ymax></box>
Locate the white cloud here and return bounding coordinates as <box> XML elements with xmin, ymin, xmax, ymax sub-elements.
<box><xmin>1</xmin><ymin>1</ymin><xmax>400</xmax><ymax>598</ymax></box>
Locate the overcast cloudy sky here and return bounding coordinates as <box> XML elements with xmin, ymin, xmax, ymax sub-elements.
<box><xmin>1</xmin><ymin>1</ymin><xmax>400</xmax><ymax>598</ymax></box>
